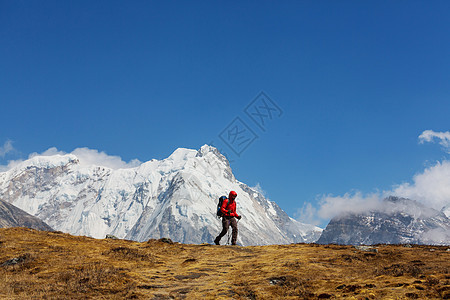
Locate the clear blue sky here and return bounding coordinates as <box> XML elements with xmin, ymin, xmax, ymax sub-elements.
<box><xmin>1</xmin><ymin>1</ymin><xmax>450</xmax><ymax>227</ymax></box>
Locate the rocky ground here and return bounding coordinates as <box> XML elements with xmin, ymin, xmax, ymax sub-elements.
<box><xmin>0</xmin><ymin>227</ymin><xmax>449</xmax><ymax>299</ymax></box>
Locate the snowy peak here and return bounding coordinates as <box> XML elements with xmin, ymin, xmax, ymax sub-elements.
<box><xmin>166</xmin><ymin>148</ymin><xmax>197</xmax><ymax>164</ymax></box>
<box><xmin>196</xmin><ymin>145</ymin><xmax>230</xmax><ymax>166</ymax></box>
<box><xmin>0</xmin><ymin>145</ymin><xmax>321</xmax><ymax>245</ymax></box>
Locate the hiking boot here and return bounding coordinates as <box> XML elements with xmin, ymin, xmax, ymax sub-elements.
<box><xmin>214</xmin><ymin>237</ymin><xmax>220</xmax><ymax>245</ymax></box>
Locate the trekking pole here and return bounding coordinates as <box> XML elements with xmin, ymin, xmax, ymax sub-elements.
<box><xmin>235</xmin><ymin>218</ymin><xmax>241</xmax><ymax>245</ymax></box>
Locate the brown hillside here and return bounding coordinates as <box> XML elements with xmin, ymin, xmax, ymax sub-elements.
<box><xmin>0</xmin><ymin>228</ymin><xmax>449</xmax><ymax>299</ymax></box>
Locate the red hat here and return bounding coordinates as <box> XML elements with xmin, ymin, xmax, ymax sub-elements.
<box><xmin>229</xmin><ymin>191</ymin><xmax>237</xmax><ymax>199</ymax></box>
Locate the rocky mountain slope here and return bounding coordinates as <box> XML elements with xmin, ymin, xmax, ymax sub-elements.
<box><xmin>0</xmin><ymin>199</ymin><xmax>52</xmax><ymax>231</ymax></box>
<box><xmin>0</xmin><ymin>145</ymin><xmax>321</xmax><ymax>245</ymax></box>
<box><xmin>317</xmin><ymin>197</ymin><xmax>450</xmax><ymax>245</ymax></box>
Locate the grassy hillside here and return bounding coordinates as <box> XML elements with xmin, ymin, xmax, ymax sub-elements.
<box><xmin>0</xmin><ymin>228</ymin><xmax>449</xmax><ymax>299</ymax></box>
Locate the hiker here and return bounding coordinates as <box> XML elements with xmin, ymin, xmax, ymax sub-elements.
<box><xmin>214</xmin><ymin>191</ymin><xmax>242</xmax><ymax>245</ymax></box>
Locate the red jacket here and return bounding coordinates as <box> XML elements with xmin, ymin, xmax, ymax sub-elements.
<box><xmin>220</xmin><ymin>198</ymin><xmax>239</xmax><ymax>218</ymax></box>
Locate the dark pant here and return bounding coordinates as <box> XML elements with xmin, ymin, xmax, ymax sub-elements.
<box><xmin>216</xmin><ymin>216</ymin><xmax>238</xmax><ymax>245</ymax></box>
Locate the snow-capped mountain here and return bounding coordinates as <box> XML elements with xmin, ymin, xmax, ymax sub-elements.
<box><xmin>317</xmin><ymin>197</ymin><xmax>450</xmax><ymax>245</ymax></box>
<box><xmin>0</xmin><ymin>145</ymin><xmax>322</xmax><ymax>245</ymax></box>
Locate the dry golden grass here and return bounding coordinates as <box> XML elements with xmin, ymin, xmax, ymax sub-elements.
<box><xmin>0</xmin><ymin>227</ymin><xmax>449</xmax><ymax>299</ymax></box>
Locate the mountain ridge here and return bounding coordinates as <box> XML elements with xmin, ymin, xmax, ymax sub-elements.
<box><xmin>0</xmin><ymin>145</ymin><xmax>321</xmax><ymax>245</ymax></box>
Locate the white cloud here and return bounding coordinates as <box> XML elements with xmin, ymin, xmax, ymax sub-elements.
<box><xmin>0</xmin><ymin>140</ymin><xmax>14</xmax><ymax>157</ymax></box>
<box><xmin>418</xmin><ymin>227</ymin><xmax>450</xmax><ymax>245</ymax></box>
<box><xmin>316</xmin><ymin>192</ymin><xmax>383</xmax><ymax>220</ymax></box>
<box><xmin>0</xmin><ymin>146</ymin><xmax>142</xmax><ymax>171</ymax></box>
<box><xmin>0</xmin><ymin>160</ymin><xmax>22</xmax><ymax>172</ymax></box>
<box><xmin>71</xmin><ymin>147</ymin><xmax>141</xmax><ymax>169</ymax></box>
<box><xmin>306</xmin><ymin>159</ymin><xmax>450</xmax><ymax>223</ymax></box>
<box><xmin>29</xmin><ymin>147</ymin><xmax>66</xmax><ymax>158</ymax></box>
<box><xmin>297</xmin><ymin>130</ymin><xmax>450</xmax><ymax>225</ymax></box>
<box><xmin>391</xmin><ymin>160</ymin><xmax>450</xmax><ymax>211</ymax></box>
<box><xmin>296</xmin><ymin>202</ymin><xmax>321</xmax><ymax>226</ymax></box>
<box><xmin>296</xmin><ymin>192</ymin><xmax>385</xmax><ymax>227</ymax></box>
<box><xmin>389</xmin><ymin>130</ymin><xmax>450</xmax><ymax>210</ymax></box>
<box><xmin>419</xmin><ymin>130</ymin><xmax>450</xmax><ymax>153</ymax></box>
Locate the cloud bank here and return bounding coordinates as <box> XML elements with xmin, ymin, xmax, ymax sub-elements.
<box><xmin>392</xmin><ymin>160</ymin><xmax>450</xmax><ymax>211</ymax></box>
<box><xmin>297</xmin><ymin>192</ymin><xmax>383</xmax><ymax>226</ymax></box>
<box><xmin>299</xmin><ymin>130</ymin><xmax>450</xmax><ymax>225</ymax></box>
<box><xmin>72</xmin><ymin>148</ymin><xmax>141</xmax><ymax>169</ymax></box>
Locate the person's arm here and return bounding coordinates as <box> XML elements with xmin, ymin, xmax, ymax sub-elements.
<box><xmin>220</xmin><ymin>199</ymin><xmax>229</xmax><ymax>216</ymax></box>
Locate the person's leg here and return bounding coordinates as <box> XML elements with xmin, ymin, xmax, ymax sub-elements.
<box><xmin>215</xmin><ymin>217</ymin><xmax>230</xmax><ymax>244</ymax></box>
<box><xmin>230</xmin><ymin>217</ymin><xmax>238</xmax><ymax>245</ymax></box>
